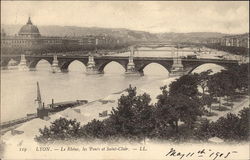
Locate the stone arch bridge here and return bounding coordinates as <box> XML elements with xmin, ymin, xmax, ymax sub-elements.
<box><xmin>1</xmin><ymin>54</ymin><xmax>239</xmax><ymax>76</ymax></box>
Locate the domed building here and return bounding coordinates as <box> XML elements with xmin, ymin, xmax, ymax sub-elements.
<box><xmin>18</xmin><ymin>17</ymin><xmax>41</xmax><ymax>38</ymax></box>
<box><xmin>1</xmin><ymin>17</ymin><xmax>121</xmax><ymax>55</ymax></box>
<box><xmin>1</xmin><ymin>17</ymin><xmax>76</xmax><ymax>51</ymax></box>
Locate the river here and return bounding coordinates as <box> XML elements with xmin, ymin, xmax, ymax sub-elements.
<box><xmin>1</xmin><ymin>59</ymin><xmax>171</xmax><ymax>122</ymax></box>
<box><xmin>1</xmin><ymin>46</ymin><xmax>226</xmax><ymax>122</ymax></box>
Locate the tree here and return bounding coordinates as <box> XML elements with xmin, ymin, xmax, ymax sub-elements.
<box><xmin>108</xmin><ymin>85</ymin><xmax>155</xmax><ymax>140</ymax></box>
<box><xmin>155</xmin><ymin>86</ymin><xmax>202</xmax><ymax>134</ymax></box>
<box><xmin>219</xmin><ymin>71</ymin><xmax>236</xmax><ymax>104</ymax></box>
<box><xmin>193</xmin><ymin>119</ymin><xmax>216</xmax><ymax>140</ymax></box>
<box><xmin>202</xmin><ymin>94</ymin><xmax>214</xmax><ymax>113</ymax></box>
<box><xmin>35</xmin><ymin>117</ymin><xmax>81</xmax><ymax>143</ymax></box>
<box><xmin>237</xmin><ymin>107</ymin><xmax>250</xmax><ymax>140</ymax></box>
<box><xmin>230</xmin><ymin>64</ymin><xmax>249</xmax><ymax>92</ymax></box>
<box><xmin>151</xmin><ymin>86</ymin><xmax>175</xmax><ymax>138</ymax></box>
<box><xmin>207</xmin><ymin>72</ymin><xmax>235</xmax><ymax>107</ymax></box>
<box><xmin>213</xmin><ymin>113</ymin><xmax>241</xmax><ymax>140</ymax></box>
<box><xmin>169</xmin><ymin>74</ymin><xmax>199</xmax><ymax>98</ymax></box>
<box><xmin>80</xmin><ymin>119</ymin><xmax>106</xmax><ymax>140</ymax></box>
<box><xmin>194</xmin><ymin>107</ymin><xmax>250</xmax><ymax>141</ymax></box>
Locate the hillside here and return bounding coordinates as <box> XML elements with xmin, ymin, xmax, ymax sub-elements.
<box><xmin>156</xmin><ymin>32</ymin><xmax>229</xmax><ymax>43</ymax></box>
<box><xmin>1</xmin><ymin>24</ymin><xmax>158</xmax><ymax>42</ymax></box>
<box><xmin>1</xmin><ymin>24</ymin><xmax>230</xmax><ymax>42</ymax></box>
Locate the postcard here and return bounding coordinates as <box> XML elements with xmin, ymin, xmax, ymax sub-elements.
<box><xmin>1</xmin><ymin>1</ymin><xmax>249</xmax><ymax>159</ymax></box>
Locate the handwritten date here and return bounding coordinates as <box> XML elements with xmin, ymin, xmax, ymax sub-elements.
<box><xmin>166</xmin><ymin>148</ymin><xmax>237</xmax><ymax>160</ymax></box>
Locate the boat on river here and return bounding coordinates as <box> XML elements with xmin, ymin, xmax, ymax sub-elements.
<box><xmin>0</xmin><ymin>82</ymin><xmax>88</xmax><ymax>134</ymax></box>
<box><xmin>35</xmin><ymin>82</ymin><xmax>88</xmax><ymax>117</ymax></box>
<box><xmin>46</xmin><ymin>100</ymin><xmax>88</xmax><ymax>113</ymax></box>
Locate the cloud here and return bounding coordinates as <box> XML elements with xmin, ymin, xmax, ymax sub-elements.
<box><xmin>1</xmin><ymin>1</ymin><xmax>249</xmax><ymax>34</ymax></box>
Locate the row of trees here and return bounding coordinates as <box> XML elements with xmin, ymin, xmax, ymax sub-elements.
<box><xmin>35</xmin><ymin>64</ymin><xmax>249</xmax><ymax>143</ymax></box>
<box><xmin>194</xmin><ymin>107</ymin><xmax>249</xmax><ymax>141</ymax></box>
<box><xmin>36</xmin><ymin>85</ymin><xmax>203</xmax><ymax>143</ymax></box>
<box><xmin>170</xmin><ymin>63</ymin><xmax>248</xmax><ymax>112</ymax></box>
<box><xmin>35</xmin><ymin>85</ymin><xmax>249</xmax><ymax>143</ymax></box>
<box><xmin>206</xmin><ymin>64</ymin><xmax>248</xmax><ymax>110</ymax></box>
<box><xmin>204</xmin><ymin>44</ymin><xmax>249</xmax><ymax>57</ymax></box>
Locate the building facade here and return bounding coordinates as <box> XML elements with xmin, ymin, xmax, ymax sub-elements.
<box><xmin>1</xmin><ymin>17</ymin><xmax>122</xmax><ymax>54</ymax></box>
<box><xmin>206</xmin><ymin>33</ymin><xmax>249</xmax><ymax>48</ymax></box>
<box><xmin>1</xmin><ymin>17</ymin><xmax>70</xmax><ymax>49</ymax></box>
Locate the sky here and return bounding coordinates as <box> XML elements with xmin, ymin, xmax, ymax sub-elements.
<box><xmin>1</xmin><ymin>1</ymin><xmax>249</xmax><ymax>34</ymax></box>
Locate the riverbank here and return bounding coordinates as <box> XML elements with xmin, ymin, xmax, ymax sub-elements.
<box><xmin>1</xmin><ymin>75</ymin><xmax>249</xmax><ymax>159</ymax></box>
<box><xmin>1</xmin><ymin>63</ymin><xmax>245</xmax><ymax>146</ymax></box>
<box><xmin>0</xmin><ymin>76</ymin><xmax>177</xmax><ymax>155</ymax></box>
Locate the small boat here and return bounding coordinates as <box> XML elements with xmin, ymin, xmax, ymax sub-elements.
<box><xmin>46</xmin><ymin>100</ymin><xmax>88</xmax><ymax>113</ymax></box>
<box><xmin>36</xmin><ymin>82</ymin><xmax>88</xmax><ymax>117</ymax></box>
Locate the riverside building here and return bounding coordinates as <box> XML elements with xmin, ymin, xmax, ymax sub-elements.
<box><xmin>1</xmin><ymin>17</ymin><xmax>121</xmax><ymax>55</ymax></box>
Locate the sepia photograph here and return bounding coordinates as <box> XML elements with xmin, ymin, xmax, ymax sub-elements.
<box><xmin>0</xmin><ymin>1</ymin><xmax>249</xmax><ymax>159</ymax></box>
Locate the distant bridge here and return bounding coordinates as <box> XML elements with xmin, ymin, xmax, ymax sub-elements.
<box><xmin>135</xmin><ymin>49</ymin><xmax>195</xmax><ymax>52</ymax></box>
<box><xmin>1</xmin><ymin>54</ymin><xmax>239</xmax><ymax>75</ymax></box>
<box><xmin>134</xmin><ymin>42</ymin><xmax>197</xmax><ymax>49</ymax></box>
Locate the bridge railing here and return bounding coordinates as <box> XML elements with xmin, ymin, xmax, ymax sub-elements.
<box><xmin>1</xmin><ymin>54</ymin><xmax>240</xmax><ymax>63</ymax></box>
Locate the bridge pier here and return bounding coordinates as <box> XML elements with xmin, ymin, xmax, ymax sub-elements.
<box><xmin>125</xmin><ymin>59</ymin><xmax>142</xmax><ymax>76</ymax></box>
<box><xmin>170</xmin><ymin>64</ymin><xmax>185</xmax><ymax>77</ymax></box>
<box><xmin>125</xmin><ymin>46</ymin><xmax>142</xmax><ymax>76</ymax></box>
<box><xmin>126</xmin><ymin>55</ymin><xmax>136</xmax><ymax>73</ymax></box>
<box><xmin>86</xmin><ymin>55</ymin><xmax>101</xmax><ymax>74</ymax></box>
<box><xmin>169</xmin><ymin>50</ymin><xmax>184</xmax><ymax>77</ymax></box>
<box><xmin>18</xmin><ymin>54</ymin><xmax>29</xmax><ymax>71</ymax></box>
<box><xmin>51</xmin><ymin>55</ymin><xmax>61</xmax><ymax>73</ymax></box>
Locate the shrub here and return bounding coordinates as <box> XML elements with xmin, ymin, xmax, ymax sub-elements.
<box><xmin>79</xmin><ymin>119</ymin><xmax>107</xmax><ymax>140</ymax></box>
<box><xmin>35</xmin><ymin>117</ymin><xmax>81</xmax><ymax>143</ymax></box>
<box><xmin>194</xmin><ymin>107</ymin><xmax>250</xmax><ymax>141</ymax></box>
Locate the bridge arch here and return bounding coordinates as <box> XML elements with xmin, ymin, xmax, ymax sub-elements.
<box><xmin>28</xmin><ymin>58</ymin><xmax>53</xmax><ymax>69</ymax></box>
<box><xmin>188</xmin><ymin>63</ymin><xmax>228</xmax><ymax>74</ymax></box>
<box><xmin>97</xmin><ymin>60</ymin><xmax>127</xmax><ymax>73</ymax></box>
<box><xmin>67</xmin><ymin>60</ymin><xmax>87</xmax><ymax>72</ymax></box>
<box><xmin>137</xmin><ymin>62</ymin><xmax>171</xmax><ymax>75</ymax></box>
<box><xmin>60</xmin><ymin>59</ymin><xmax>87</xmax><ymax>72</ymax></box>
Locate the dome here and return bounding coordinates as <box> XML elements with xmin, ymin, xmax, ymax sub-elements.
<box><xmin>18</xmin><ymin>17</ymin><xmax>41</xmax><ymax>37</ymax></box>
